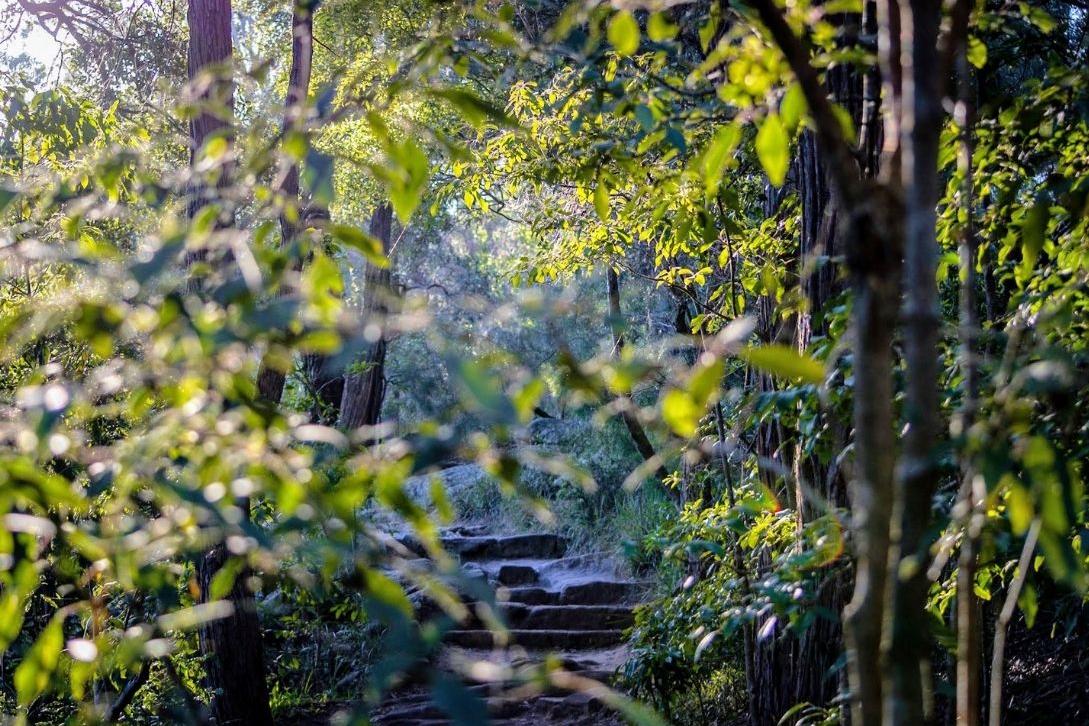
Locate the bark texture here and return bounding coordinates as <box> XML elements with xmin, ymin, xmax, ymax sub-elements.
<box><xmin>186</xmin><ymin>0</ymin><xmax>233</xmax><ymax>224</ymax></box>
<box><xmin>790</xmin><ymin>26</ymin><xmax>863</xmax><ymax>713</ymax></box>
<box><xmin>339</xmin><ymin>203</ymin><xmax>394</xmax><ymax>431</ymax></box>
<box><xmin>197</xmin><ymin>540</ymin><xmax>274</xmax><ymax>725</ymax></box>
<box><xmin>303</xmin><ymin>351</ymin><xmax>345</xmax><ymax>424</ymax></box>
<box><xmin>841</xmin><ymin>187</ymin><xmax>901</xmax><ymax>726</ymax></box>
<box><xmin>188</xmin><ymin>1</ymin><xmax>273</xmax><ymax>722</ymax></box>
<box><xmin>886</xmin><ymin>0</ymin><xmax>945</xmax><ymax>722</ymax></box>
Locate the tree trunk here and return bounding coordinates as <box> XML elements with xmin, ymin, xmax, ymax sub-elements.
<box><xmin>842</xmin><ymin>191</ymin><xmax>901</xmax><ymax>726</ymax></box>
<box><xmin>300</xmin><ymin>351</ymin><xmax>343</xmax><ymax>424</ymax></box>
<box><xmin>339</xmin><ymin>203</ymin><xmax>394</xmax><ymax>431</ymax></box>
<box><xmin>750</xmin><ymin>179</ymin><xmax>804</xmax><ymax>726</ymax></box>
<box><xmin>186</xmin><ymin>0</ymin><xmax>233</xmax><ymax>223</ymax></box>
<box><xmin>197</xmin><ymin>538</ymin><xmax>274</xmax><ymax>726</ymax></box>
<box><xmin>606</xmin><ymin>267</ymin><xmax>668</xmax><ymax>479</ymax></box>
<box><xmin>790</xmin><ymin>23</ymin><xmax>864</xmax><ymax>711</ymax></box>
<box><xmin>257</xmin><ymin>0</ymin><xmax>316</xmax><ymax>403</ymax></box>
<box><xmin>187</xmin><ymin>1</ymin><xmax>273</xmax><ymax>722</ymax></box>
<box><xmin>886</xmin><ymin>0</ymin><xmax>945</xmax><ymax>721</ymax></box>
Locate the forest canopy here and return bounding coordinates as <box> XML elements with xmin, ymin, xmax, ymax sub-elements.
<box><xmin>2</xmin><ymin>0</ymin><xmax>1089</xmax><ymax>724</ymax></box>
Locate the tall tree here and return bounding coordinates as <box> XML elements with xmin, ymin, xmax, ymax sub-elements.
<box><xmin>789</xmin><ymin>9</ymin><xmax>869</xmax><ymax>711</ymax></box>
<box><xmin>339</xmin><ymin>202</ymin><xmax>394</xmax><ymax>431</ymax></box>
<box><xmin>187</xmin><ymin>1</ymin><xmax>274</xmax><ymax>722</ymax></box>
<box><xmin>257</xmin><ymin>0</ymin><xmax>317</xmax><ymax>403</ymax></box>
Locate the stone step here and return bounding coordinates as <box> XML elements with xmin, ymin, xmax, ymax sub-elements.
<box><xmin>442</xmin><ymin>533</ymin><xmax>567</xmax><ymax>560</ymax></box>
<box><xmin>496</xmin><ymin>563</ymin><xmax>539</xmax><ymax>586</ymax></box>
<box><xmin>444</xmin><ymin>628</ymin><xmax>625</xmax><ymax>649</ymax></box>
<box><xmin>459</xmin><ymin>603</ymin><xmax>633</xmax><ymax>631</ymax></box>
<box><xmin>502</xmin><ymin>603</ymin><xmax>633</xmax><ymax>630</ymax></box>
<box><xmin>375</xmin><ymin>697</ymin><xmax>610</xmax><ymax>725</ymax></box>
<box><xmin>503</xmin><ymin>580</ymin><xmax>646</xmax><ymax>606</ymax></box>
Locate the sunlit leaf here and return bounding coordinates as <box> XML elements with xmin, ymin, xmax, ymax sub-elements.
<box><xmin>608</xmin><ymin>10</ymin><xmax>640</xmax><ymax>56</ymax></box>
<box><xmin>331</xmin><ymin>224</ymin><xmax>389</xmax><ymax>268</ymax></box>
<box><xmin>967</xmin><ymin>36</ymin><xmax>988</xmax><ymax>69</ymax></box>
<box><xmin>741</xmin><ymin>345</ymin><xmax>824</xmax><ymax>384</ymax></box>
<box><xmin>15</xmin><ymin>613</ymin><xmax>64</xmax><ymax>706</ymax></box>
<box><xmin>755</xmin><ymin>113</ymin><xmax>790</xmax><ymax>187</ymax></box>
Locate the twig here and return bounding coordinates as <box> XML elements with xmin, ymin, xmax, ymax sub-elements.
<box><xmin>106</xmin><ymin>660</ymin><xmax>152</xmax><ymax>722</ymax></box>
<box><xmin>988</xmin><ymin>519</ymin><xmax>1041</xmax><ymax>726</ymax></box>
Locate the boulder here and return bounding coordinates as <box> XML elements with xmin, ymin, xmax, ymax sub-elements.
<box><xmin>403</xmin><ymin>463</ymin><xmax>494</xmax><ymax>508</ymax></box>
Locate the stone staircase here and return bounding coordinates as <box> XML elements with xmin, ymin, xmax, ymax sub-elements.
<box><xmin>372</xmin><ymin>527</ymin><xmax>646</xmax><ymax>725</ymax></box>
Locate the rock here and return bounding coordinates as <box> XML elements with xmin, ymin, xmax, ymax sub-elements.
<box><xmin>497</xmin><ymin>564</ymin><xmax>539</xmax><ymax>586</ymax></box>
<box><xmin>443</xmin><ymin>533</ymin><xmax>567</xmax><ymax>560</ymax></box>
<box><xmin>525</xmin><ymin>417</ymin><xmax>591</xmax><ymax>447</ymax></box>
<box><xmin>444</xmin><ymin>628</ymin><xmax>626</xmax><ymax>649</ymax></box>
<box><xmin>403</xmin><ymin>463</ymin><xmax>495</xmax><ymax>508</ymax></box>
<box><xmin>503</xmin><ymin>580</ymin><xmax>646</xmax><ymax>606</ymax></box>
<box><xmin>504</xmin><ymin>604</ymin><xmax>634</xmax><ymax>630</ymax></box>
<box><xmin>373</xmin><ymin>521</ymin><xmax>643</xmax><ymax>725</ymax></box>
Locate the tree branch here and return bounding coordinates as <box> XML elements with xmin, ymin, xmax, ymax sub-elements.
<box><xmin>737</xmin><ymin>0</ymin><xmax>863</xmax><ymax>206</ymax></box>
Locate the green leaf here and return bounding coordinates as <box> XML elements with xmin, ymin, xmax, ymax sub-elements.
<box><xmin>647</xmin><ymin>12</ymin><xmax>678</xmax><ymax>42</ymax></box>
<box><xmin>698</xmin><ymin>10</ymin><xmax>719</xmax><ymax>53</ymax></box>
<box><xmin>1017</xmin><ymin>201</ymin><xmax>1048</xmax><ymax>286</ymax></box>
<box><xmin>967</xmin><ymin>36</ymin><xmax>988</xmax><ymax>69</ymax></box>
<box><xmin>0</xmin><ymin>562</ymin><xmax>38</xmax><ymax>653</ymax></box>
<box><xmin>282</xmin><ymin>130</ymin><xmax>308</xmax><ymax>162</ymax></box>
<box><xmin>661</xmin><ymin>359</ymin><xmax>723</xmax><ymax>437</ymax></box>
<box><xmin>594</xmin><ymin>178</ymin><xmax>610</xmax><ymax>222</ymax></box>
<box><xmin>755</xmin><ymin>113</ymin><xmax>790</xmax><ymax>188</ymax></box>
<box><xmin>380</xmin><ymin>137</ymin><xmax>430</xmax><ymax>223</ymax></box>
<box><xmin>331</xmin><ymin>224</ymin><xmax>389</xmax><ymax>268</ymax></box>
<box><xmin>15</xmin><ymin>613</ymin><xmax>64</xmax><ymax>706</ymax></box>
<box><xmin>1006</xmin><ymin>480</ymin><xmax>1034</xmax><ymax>535</ymax></box>
<box><xmin>662</xmin><ymin>389</ymin><xmax>701</xmax><ymax>437</ymax></box>
<box><xmin>701</xmin><ymin>124</ymin><xmax>741</xmax><ymax>198</ymax></box>
<box><xmin>430</xmin><ymin>476</ymin><xmax>455</xmax><ymax>523</ymax></box>
<box><xmin>512</xmin><ymin>377</ymin><xmax>544</xmax><ymax>421</ymax></box>
<box><xmin>1022</xmin><ymin>3</ymin><xmax>1057</xmax><ymax>33</ymax></box>
<box><xmin>431</xmin><ymin>88</ymin><xmax>516</xmax><ymax>129</ymax></box>
<box><xmin>0</xmin><ymin>184</ymin><xmax>17</xmax><ymax>214</ymax></box>
<box><xmin>304</xmin><ymin>253</ymin><xmax>344</xmax><ymax>298</ymax></box>
<box><xmin>364</xmin><ymin>570</ymin><xmax>413</xmax><ymax>618</ymax></box>
<box><xmin>780</xmin><ymin>84</ymin><xmax>807</xmax><ymax>135</ymax></box>
<box><xmin>688</xmin><ymin>359</ymin><xmax>724</xmax><ymax>407</ymax></box>
<box><xmin>608</xmin><ymin>10</ymin><xmax>640</xmax><ymax>56</ymax></box>
<box><xmin>741</xmin><ymin>344</ymin><xmax>824</xmax><ymax>384</ymax></box>
<box><xmin>455</xmin><ymin>359</ymin><xmax>515</xmax><ymax>422</ymax></box>
<box><xmin>431</xmin><ymin>672</ymin><xmax>489</xmax><ymax>725</ymax></box>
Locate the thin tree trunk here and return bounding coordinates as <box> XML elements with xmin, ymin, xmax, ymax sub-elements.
<box><xmin>187</xmin><ymin>2</ymin><xmax>273</xmax><ymax>722</ymax></box>
<box><xmin>339</xmin><ymin>203</ymin><xmax>394</xmax><ymax>431</ymax></box>
<box><xmin>886</xmin><ymin>0</ymin><xmax>945</xmax><ymax>722</ymax></box>
<box><xmin>988</xmin><ymin>520</ymin><xmax>1040</xmax><ymax>726</ymax></box>
<box><xmin>842</xmin><ymin>192</ymin><xmax>902</xmax><ymax>726</ymax></box>
<box><xmin>606</xmin><ymin>267</ymin><xmax>668</xmax><ymax>478</ymax></box>
<box><xmin>257</xmin><ymin>0</ymin><xmax>316</xmax><ymax>403</ymax></box>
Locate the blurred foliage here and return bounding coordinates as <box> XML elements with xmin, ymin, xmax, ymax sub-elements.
<box><xmin>3</xmin><ymin>0</ymin><xmax>1089</xmax><ymax>723</ymax></box>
